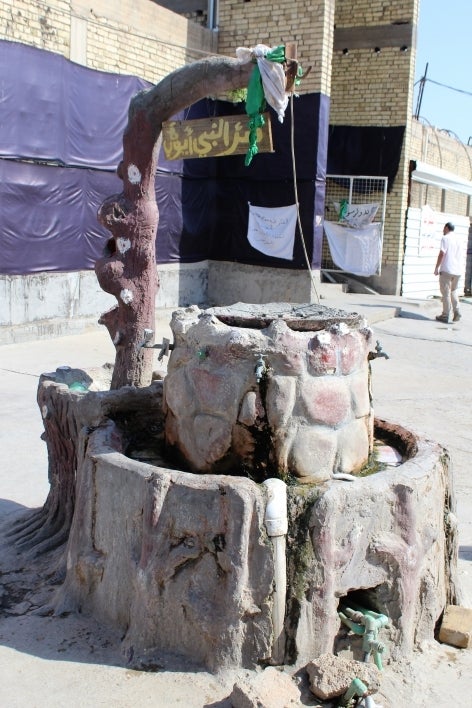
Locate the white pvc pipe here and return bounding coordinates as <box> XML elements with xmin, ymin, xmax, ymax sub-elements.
<box><xmin>263</xmin><ymin>478</ymin><xmax>288</xmax><ymax>664</ymax></box>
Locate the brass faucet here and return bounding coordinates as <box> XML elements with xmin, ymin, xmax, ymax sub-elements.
<box><xmin>368</xmin><ymin>340</ymin><xmax>389</xmax><ymax>360</ymax></box>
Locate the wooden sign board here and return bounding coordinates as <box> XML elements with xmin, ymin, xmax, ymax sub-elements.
<box><xmin>162</xmin><ymin>113</ymin><xmax>273</xmax><ymax>160</ymax></box>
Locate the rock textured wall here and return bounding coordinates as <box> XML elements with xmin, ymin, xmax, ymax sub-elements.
<box><xmin>57</xmin><ymin>417</ymin><xmax>274</xmax><ymax>671</ymax></box>
<box><xmin>285</xmin><ymin>422</ymin><xmax>459</xmax><ymax>666</ymax></box>
<box><xmin>164</xmin><ymin>305</ymin><xmax>374</xmax><ymax>483</ymax></box>
<box><xmin>46</xmin><ymin>380</ymin><xmax>458</xmax><ymax>672</ymax></box>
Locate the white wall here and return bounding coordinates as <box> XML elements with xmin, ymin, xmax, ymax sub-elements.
<box><xmin>0</xmin><ymin>260</ymin><xmax>322</xmax><ymax>344</ymax></box>
<box><xmin>0</xmin><ymin>262</ymin><xmax>209</xmax><ymax>344</ymax></box>
<box><xmin>401</xmin><ymin>208</ymin><xmax>469</xmax><ymax>299</ymax></box>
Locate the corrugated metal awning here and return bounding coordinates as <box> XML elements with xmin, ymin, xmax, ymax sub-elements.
<box><xmin>411</xmin><ymin>160</ymin><xmax>472</xmax><ymax>196</ymax></box>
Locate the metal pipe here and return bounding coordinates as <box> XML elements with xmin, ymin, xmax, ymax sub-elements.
<box><xmin>254</xmin><ymin>353</ymin><xmax>267</xmax><ymax>383</ymax></box>
<box><xmin>207</xmin><ymin>0</ymin><xmax>217</xmax><ymax>30</ymax></box>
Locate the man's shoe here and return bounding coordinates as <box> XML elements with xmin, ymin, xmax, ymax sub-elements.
<box><xmin>453</xmin><ymin>312</ymin><xmax>461</xmax><ymax>322</ymax></box>
<box><xmin>435</xmin><ymin>314</ymin><xmax>449</xmax><ymax>323</ymax></box>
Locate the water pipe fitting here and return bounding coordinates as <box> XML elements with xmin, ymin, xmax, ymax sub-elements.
<box><xmin>263</xmin><ymin>478</ymin><xmax>288</xmax><ymax>537</ymax></box>
<box><xmin>141</xmin><ymin>331</ymin><xmax>174</xmax><ymax>360</ymax></box>
<box><xmin>338</xmin><ymin>605</ymin><xmax>389</xmax><ymax>670</ymax></box>
<box><xmin>338</xmin><ymin>677</ymin><xmax>368</xmax><ymax>706</ymax></box>
<box><xmin>368</xmin><ymin>340</ymin><xmax>389</xmax><ymax>360</ymax></box>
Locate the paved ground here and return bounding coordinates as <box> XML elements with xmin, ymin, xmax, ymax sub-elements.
<box><xmin>1</xmin><ymin>293</ymin><xmax>472</xmax><ymax>706</ymax></box>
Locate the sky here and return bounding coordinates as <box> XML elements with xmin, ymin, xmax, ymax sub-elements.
<box><xmin>414</xmin><ymin>0</ymin><xmax>472</xmax><ymax>145</ymax></box>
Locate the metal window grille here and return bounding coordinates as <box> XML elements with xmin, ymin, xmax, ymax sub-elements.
<box><xmin>322</xmin><ymin>175</ymin><xmax>388</xmax><ymax>275</ymax></box>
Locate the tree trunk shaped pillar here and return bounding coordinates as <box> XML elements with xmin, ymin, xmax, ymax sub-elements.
<box><xmin>95</xmin><ymin>109</ymin><xmax>159</xmax><ymax>389</ymax></box>
<box><xmin>94</xmin><ymin>53</ymin><xmax>287</xmax><ymax>389</ymax></box>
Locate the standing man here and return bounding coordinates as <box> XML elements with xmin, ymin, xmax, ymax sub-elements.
<box><xmin>434</xmin><ymin>222</ymin><xmax>463</xmax><ymax>323</ymax></box>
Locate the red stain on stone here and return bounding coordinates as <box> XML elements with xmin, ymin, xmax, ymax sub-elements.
<box><xmin>307</xmin><ymin>337</ymin><xmax>338</xmax><ymax>375</ymax></box>
<box><xmin>302</xmin><ymin>377</ymin><xmax>351</xmax><ymax>427</ymax></box>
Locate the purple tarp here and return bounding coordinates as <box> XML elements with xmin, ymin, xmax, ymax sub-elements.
<box><xmin>0</xmin><ymin>41</ymin><xmax>151</xmax><ymax>169</ymax></box>
<box><xmin>0</xmin><ymin>40</ymin><xmax>327</xmax><ymax>275</ymax></box>
<box><xmin>0</xmin><ymin>159</ymin><xmax>211</xmax><ymax>274</ymax></box>
<box><xmin>0</xmin><ymin>160</ymin><xmax>120</xmax><ymax>273</ymax></box>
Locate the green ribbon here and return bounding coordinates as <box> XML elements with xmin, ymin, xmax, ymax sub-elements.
<box><xmin>244</xmin><ymin>45</ymin><xmax>286</xmax><ymax>167</ymax></box>
<box><xmin>338</xmin><ymin>199</ymin><xmax>349</xmax><ymax>221</ymax></box>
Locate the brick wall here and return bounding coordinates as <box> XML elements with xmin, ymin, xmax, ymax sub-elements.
<box><xmin>0</xmin><ymin>0</ymin><xmax>71</xmax><ymax>53</ymax></box>
<box><xmin>217</xmin><ymin>0</ymin><xmax>334</xmax><ymax>96</ymax></box>
<box><xmin>334</xmin><ymin>0</ymin><xmax>416</xmax><ymax>26</ymax></box>
<box><xmin>328</xmin><ymin>0</ymin><xmax>419</xmax><ymax>292</ymax></box>
<box><xmin>0</xmin><ymin>0</ymin><xmax>215</xmax><ymax>82</ymax></box>
<box><xmin>410</xmin><ymin>120</ymin><xmax>472</xmax><ymax>181</ymax></box>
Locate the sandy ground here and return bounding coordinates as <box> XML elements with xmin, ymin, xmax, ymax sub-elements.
<box><xmin>1</xmin><ymin>298</ymin><xmax>472</xmax><ymax>707</ymax></box>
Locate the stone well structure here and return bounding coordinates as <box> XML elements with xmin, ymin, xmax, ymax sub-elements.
<box><xmin>164</xmin><ymin>303</ymin><xmax>375</xmax><ymax>483</ymax></box>
<box><xmin>47</xmin><ymin>303</ymin><xmax>459</xmax><ymax>673</ymax></box>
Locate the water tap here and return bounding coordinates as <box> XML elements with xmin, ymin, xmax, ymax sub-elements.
<box><xmin>140</xmin><ymin>329</ymin><xmax>173</xmax><ymax>360</ymax></box>
<box><xmin>368</xmin><ymin>340</ymin><xmax>389</xmax><ymax>361</ymax></box>
<box><xmin>338</xmin><ymin>605</ymin><xmax>389</xmax><ymax>670</ymax></box>
<box><xmin>254</xmin><ymin>354</ymin><xmax>267</xmax><ymax>383</ymax></box>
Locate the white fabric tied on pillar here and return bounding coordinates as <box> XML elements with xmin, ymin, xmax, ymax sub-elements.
<box><xmin>236</xmin><ymin>44</ymin><xmax>289</xmax><ymax>122</ymax></box>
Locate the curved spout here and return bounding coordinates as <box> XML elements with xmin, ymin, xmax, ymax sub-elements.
<box><xmin>368</xmin><ymin>340</ymin><xmax>389</xmax><ymax>360</ymax></box>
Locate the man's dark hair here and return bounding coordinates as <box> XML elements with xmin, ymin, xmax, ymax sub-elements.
<box><xmin>445</xmin><ymin>222</ymin><xmax>455</xmax><ymax>231</ymax></box>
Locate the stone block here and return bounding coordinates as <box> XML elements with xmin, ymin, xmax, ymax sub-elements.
<box><xmin>230</xmin><ymin>667</ymin><xmax>301</xmax><ymax>708</ymax></box>
<box><xmin>288</xmin><ymin>425</ymin><xmax>336</xmax><ymax>483</ymax></box>
<box><xmin>439</xmin><ymin>605</ymin><xmax>472</xmax><ymax>648</ymax></box>
<box><xmin>266</xmin><ymin>375</ymin><xmax>297</xmax><ymax>428</ymax></box>
<box><xmin>307</xmin><ymin>332</ymin><xmax>338</xmax><ymax>375</ymax></box>
<box><xmin>306</xmin><ymin>653</ymin><xmax>381</xmax><ymax>700</ymax></box>
<box><xmin>301</xmin><ymin>375</ymin><xmax>351</xmax><ymax>427</ymax></box>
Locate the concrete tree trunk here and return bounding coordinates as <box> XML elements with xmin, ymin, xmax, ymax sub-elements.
<box><xmin>95</xmin><ymin>55</ymin><xmax>255</xmax><ymax>389</ymax></box>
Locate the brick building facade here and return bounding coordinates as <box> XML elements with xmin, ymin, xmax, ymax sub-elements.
<box><xmin>1</xmin><ymin>0</ymin><xmax>471</xmax><ymax>325</ymax></box>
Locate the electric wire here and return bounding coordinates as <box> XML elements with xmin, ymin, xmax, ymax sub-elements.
<box><xmin>414</xmin><ymin>77</ymin><xmax>472</xmax><ymax>98</ymax></box>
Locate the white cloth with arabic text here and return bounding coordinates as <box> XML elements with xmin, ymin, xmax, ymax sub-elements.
<box><xmin>333</xmin><ymin>202</ymin><xmax>379</xmax><ymax>228</ymax></box>
<box><xmin>247</xmin><ymin>203</ymin><xmax>297</xmax><ymax>260</ymax></box>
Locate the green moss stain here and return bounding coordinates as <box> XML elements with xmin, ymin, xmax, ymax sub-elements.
<box><xmin>284</xmin><ymin>485</ymin><xmax>321</xmax><ymax>662</ymax></box>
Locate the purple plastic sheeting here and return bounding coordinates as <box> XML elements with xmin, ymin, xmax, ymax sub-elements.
<box><xmin>0</xmin><ymin>159</ymin><xmax>210</xmax><ymax>274</ymax></box>
<box><xmin>0</xmin><ymin>160</ymin><xmax>122</xmax><ymax>274</ymax></box>
<box><xmin>0</xmin><ymin>40</ymin><xmax>327</xmax><ymax>275</ymax></box>
<box><xmin>0</xmin><ymin>40</ymin><xmax>151</xmax><ymax>169</ymax></box>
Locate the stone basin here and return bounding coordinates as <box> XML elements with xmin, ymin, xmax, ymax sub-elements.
<box><xmin>38</xmin><ymin>303</ymin><xmax>459</xmax><ymax>674</ymax></box>
<box><xmin>205</xmin><ymin>302</ymin><xmax>364</xmax><ymax>331</ymax></box>
<box><xmin>48</xmin><ymin>376</ymin><xmax>459</xmax><ymax>673</ymax></box>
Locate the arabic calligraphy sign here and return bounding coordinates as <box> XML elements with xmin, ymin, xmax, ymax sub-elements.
<box><xmin>162</xmin><ymin>113</ymin><xmax>273</xmax><ymax>160</ymax></box>
<box><xmin>333</xmin><ymin>201</ymin><xmax>380</xmax><ymax>228</ymax></box>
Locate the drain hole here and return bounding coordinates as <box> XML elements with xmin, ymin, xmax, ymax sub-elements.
<box><xmin>334</xmin><ymin>587</ymin><xmax>389</xmax><ymax>661</ymax></box>
<box><xmin>338</xmin><ymin>587</ymin><xmax>385</xmax><ymax>616</ymax></box>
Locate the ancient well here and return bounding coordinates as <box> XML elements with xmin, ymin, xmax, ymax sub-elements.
<box><xmin>50</xmin><ymin>303</ymin><xmax>459</xmax><ymax>672</ymax></box>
